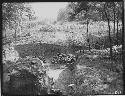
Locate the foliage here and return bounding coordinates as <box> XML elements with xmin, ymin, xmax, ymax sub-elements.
<box><xmin>3</xmin><ymin>46</ymin><xmax>19</xmax><ymax>62</ymax></box>
<box><xmin>51</xmin><ymin>53</ymin><xmax>77</xmax><ymax>71</ymax></box>
<box><xmin>2</xmin><ymin>2</ymin><xmax>35</xmax><ymax>44</ymax></box>
<box><xmin>93</xmin><ymin>29</ymin><xmax>122</xmax><ymax>49</ymax></box>
<box><xmin>67</xmin><ymin>2</ymin><xmax>122</xmax><ymax>22</ymax></box>
<box><xmin>8</xmin><ymin>19</ymin><xmax>121</xmax><ymax>48</ymax></box>
<box><xmin>2</xmin><ymin>3</ymin><xmax>34</xmax><ymax>29</ymax></box>
<box><xmin>39</xmin><ymin>24</ymin><xmax>55</xmax><ymax>32</ymax></box>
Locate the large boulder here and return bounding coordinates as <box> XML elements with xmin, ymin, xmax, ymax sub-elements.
<box><xmin>3</xmin><ymin>57</ymin><xmax>49</xmax><ymax>95</ymax></box>
<box><xmin>53</xmin><ymin>68</ymin><xmax>74</xmax><ymax>95</ymax></box>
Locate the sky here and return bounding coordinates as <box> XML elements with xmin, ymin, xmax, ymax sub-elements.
<box><xmin>29</xmin><ymin>2</ymin><xmax>68</xmax><ymax>20</ymax></box>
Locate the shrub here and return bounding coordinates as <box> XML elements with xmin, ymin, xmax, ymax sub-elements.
<box><xmin>51</xmin><ymin>53</ymin><xmax>77</xmax><ymax>68</ymax></box>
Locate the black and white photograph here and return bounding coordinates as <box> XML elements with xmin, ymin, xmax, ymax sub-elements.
<box><xmin>2</xmin><ymin>1</ymin><xmax>125</xmax><ymax>95</ymax></box>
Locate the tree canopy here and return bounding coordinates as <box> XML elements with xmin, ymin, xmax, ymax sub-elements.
<box><xmin>2</xmin><ymin>2</ymin><xmax>35</xmax><ymax>41</ymax></box>
<box><xmin>66</xmin><ymin>2</ymin><xmax>122</xmax><ymax>22</ymax></box>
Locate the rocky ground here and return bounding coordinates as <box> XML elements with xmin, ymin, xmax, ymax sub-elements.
<box><xmin>2</xmin><ymin>43</ymin><xmax>123</xmax><ymax>95</ymax></box>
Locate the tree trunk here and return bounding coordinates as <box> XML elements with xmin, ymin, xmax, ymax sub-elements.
<box><xmin>14</xmin><ymin>21</ymin><xmax>18</xmax><ymax>43</ymax></box>
<box><xmin>104</xmin><ymin>3</ymin><xmax>113</xmax><ymax>60</ymax></box>
<box><xmin>113</xmin><ymin>3</ymin><xmax>116</xmax><ymax>36</ymax></box>
<box><xmin>87</xmin><ymin>19</ymin><xmax>90</xmax><ymax>51</ymax></box>
<box><xmin>108</xmin><ymin>19</ymin><xmax>113</xmax><ymax>60</ymax></box>
<box><xmin>14</xmin><ymin>30</ymin><xmax>17</xmax><ymax>41</ymax></box>
<box><xmin>113</xmin><ymin>3</ymin><xmax>116</xmax><ymax>54</ymax></box>
<box><xmin>116</xmin><ymin>15</ymin><xmax>119</xmax><ymax>46</ymax></box>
